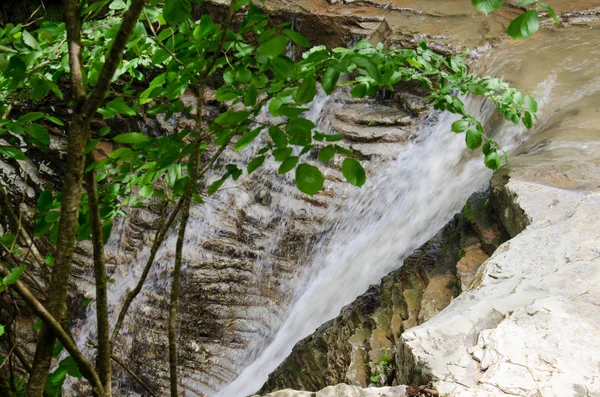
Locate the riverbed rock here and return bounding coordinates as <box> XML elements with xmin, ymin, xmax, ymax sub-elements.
<box><xmin>398</xmin><ymin>155</ymin><xmax>600</xmax><ymax>396</ymax></box>
<box><xmin>254</xmin><ymin>384</ymin><xmax>408</xmax><ymax>397</ymax></box>
<box><xmin>258</xmin><ymin>189</ymin><xmax>508</xmax><ymax>393</ymax></box>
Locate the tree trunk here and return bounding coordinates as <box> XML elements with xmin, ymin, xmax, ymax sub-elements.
<box><xmin>25</xmin><ymin>116</ymin><xmax>89</xmax><ymax>397</ymax></box>
<box><xmin>85</xmin><ymin>154</ymin><xmax>111</xmax><ymax>396</ymax></box>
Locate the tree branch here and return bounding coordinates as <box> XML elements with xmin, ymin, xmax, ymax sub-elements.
<box><xmin>85</xmin><ymin>154</ymin><xmax>111</xmax><ymax>396</ymax></box>
<box><xmin>109</xmin><ymin>197</ymin><xmax>184</xmax><ymax>347</ymax></box>
<box><xmin>82</xmin><ymin>0</ymin><xmax>147</xmax><ymax>121</ymax></box>
<box><xmin>0</xmin><ymin>263</ymin><xmax>105</xmax><ymax>397</ymax></box>
<box><xmin>168</xmin><ymin>3</ymin><xmax>236</xmax><ymax>396</ymax></box>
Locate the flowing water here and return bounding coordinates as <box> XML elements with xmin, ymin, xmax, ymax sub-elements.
<box><xmin>216</xmin><ymin>25</ymin><xmax>600</xmax><ymax>397</ymax></box>
<box><xmin>68</xmin><ymin>14</ymin><xmax>600</xmax><ymax>396</ymax></box>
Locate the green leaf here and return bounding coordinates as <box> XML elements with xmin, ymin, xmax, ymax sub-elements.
<box><xmin>257</xmin><ymin>36</ymin><xmax>288</xmax><ymax>58</ymax></box>
<box><xmin>0</xmin><ymin>324</ymin><xmax>4</xmax><ymax>337</ymax></box>
<box><xmin>524</xmin><ymin>95</ymin><xmax>538</xmax><ymax>112</ymax></box>
<box><xmin>507</xmin><ymin>10</ymin><xmax>540</xmax><ymax>39</ymax></box>
<box><xmin>540</xmin><ymin>2</ymin><xmax>559</xmax><ymax>23</ymax></box>
<box><xmin>268</xmin><ymin>126</ymin><xmax>288</xmax><ymax>148</ymax></box>
<box><xmin>163</xmin><ymin>0</ymin><xmax>192</xmax><ymax>25</ymax></box>
<box><xmin>465</xmin><ymin>129</ymin><xmax>483</xmax><ymax>150</ymax></box>
<box><xmin>0</xmin><ymin>233</ymin><xmax>15</xmax><ymax>248</ymax></box>
<box><xmin>351</xmin><ymin>83</ymin><xmax>368</xmax><ymax>98</ymax></box>
<box><xmin>278</xmin><ymin>105</ymin><xmax>309</xmax><ymax>118</ymax></box>
<box><xmin>243</xmin><ymin>85</ymin><xmax>258</xmax><ymax>106</ymax></box>
<box><xmin>283</xmin><ymin>29</ymin><xmax>310</xmax><ymax>47</ymax></box>
<box><xmin>5</xmin><ymin>266</ymin><xmax>26</xmax><ymax>285</ymax></box>
<box><xmin>32</xmin><ymin>320</ymin><xmax>42</xmax><ymax>331</ymax></box>
<box><xmin>139</xmin><ymin>185</ymin><xmax>154</xmax><ymax>199</ymax></box>
<box><xmin>293</xmin><ymin>77</ymin><xmax>317</xmax><ymax>105</ymax></box>
<box><xmin>105</xmin><ymin>98</ymin><xmax>136</xmax><ymax>116</ymax></box>
<box><xmin>271</xmin><ymin>55</ymin><xmax>295</xmax><ymax>77</ymax></box>
<box><xmin>214</xmin><ymin>110</ymin><xmax>250</xmax><ymax>126</ymax></box>
<box><xmin>523</xmin><ymin>111</ymin><xmax>533</xmax><ymax>129</ymax></box>
<box><xmin>81</xmin><ymin>298</ymin><xmax>93</xmax><ymax>308</ymax></box>
<box><xmin>233</xmin><ymin>0</ymin><xmax>250</xmax><ymax>11</ymax></box>
<box><xmin>37</xmin><ymin>190</ymin><xmax>53</xmax><ymax>212</ymax></box>
<box><xmin>247</xmin><ymin>155</ymin><xmax>265</xmax><ymax>174</ymax></box>
<box><xmin>295</xmin><ymin>163</ymin><xmax>324</xmax><ymax>195</ymax></box>
<box><xmin>22</xmin><ymin>30</ymin><xmax>41</xmax><ymax>50</ymax></box>
<box><xmin>471</xmin><ymin>0</ymin><xmax>502</xmax><ymax>15</ymax></box>
<box><xmin>25</xmin><ymin>124</ymin><xmax>50</xmax><ymax>147</ymax></box>
<box><xmin>278</xmin><ymin>156</ymin><xmax>299</xmax><ymax>174</ymax></box>
<box><xmin>484</xmin><ymin>149</ymin><xmax>502</xmax><ymax>170</ymax></box>
<box><xmin>113</xmin><ymin>133</ymin><xmax>149</xmax><ymax>144</ymax></box>
<box><xmin>322</xmin><ymin>67</ymin><xmax>341</xmax><ymax>95</ymax></box>
<box><xmin>207</xmin><ymin>177</ymin><xmax>226</xmax><ymax>195</ymax></box>
<box><xmin>193</xmin><ymin>14</ymin><xmax>213</xmax><ymax>40</ymax></box>
<box><xmin>44</xmin><ymin>254</ymin><xmax>55</xmax><ymax>266</ymax></box>
<box><xmin>273</xmin><ymin>147</ymin><xmax>293</xmax><ymax>161</ymax></box>
<box><xmin>235</xmin><ymin>68</ymin><xmax>252</xmax><ymax>84</ymax></box>
<box><xmin>451</xmin><ymin>119</ymin><xmax>470</xmax><ymax>133</ymax></box>
<box><xmin>0</xmin><ymin>147</ymin><xmax>26</xmax><ymax>160</ymax></box>
<box><xmin>318</xmin><ymin>145</ymin><xmax>336</xmax><ymax>163</ymax></box>
<box><xmin>59</xmin><ymin>356</ymin><xmax>82</xmax><ymax>378</ymax></box>
<box><xmin>286</xmin><ymin>118</ymin><xmax>314</xmax><ymax>146</ymax></box>
<box><xmin>517</xmin><ymin>0</ymin><xmax>537</xmax><ymax>5</ymax></box>
<box><xmin>216</xmin><ymin>86</ymin><xmax>238</xmax><ymax>102</ymax></box>
<box><xmin>53</xmin><ymin>340</ymin><xmax>63</xmax><ymax>358</ymax></box>
<box><xmin>268</xmin><ymin>98</ymin><xmax>284</xmax><ymax>116</ymax></box>
<box><xmin>44</xmin><ymin>115</ymin><xmax>64</xmax><ymax>126</ymax></box>
<box><xmin>342</xmin><ymin>158</ymin><xmax>366</xmax><ymax>187</ymax></box>
<box><xmin>234</xmin><ymin>128</ymin><xmax>262</xmax><ymax>152</ymax></box>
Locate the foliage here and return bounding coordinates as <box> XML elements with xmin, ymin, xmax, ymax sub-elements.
<box><xmin>0</xmin><ymin>0</ymin><xmax>539</xmax><ymax>395</ymax></box>
<box><xmin>369</xmin><ymin>350</ymin><xmax>394</xmax><ymax>385</ymax></box>
<box><xmin>472</xmin><ymin>0</ymin><xmax>559</xmax><ymax>39</ymax></box>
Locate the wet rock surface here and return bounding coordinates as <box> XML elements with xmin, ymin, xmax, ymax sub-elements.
<box><xmin>255</xmin><ymin>383</ymin><xmax>408</xmax><ymax>397</ymax></box>
<box><xmin>258</xmin><ymin>189</ymin><xmax>508</xmax><ymax>393</ymax></box>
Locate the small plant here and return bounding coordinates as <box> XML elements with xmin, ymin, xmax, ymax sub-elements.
<box><xmin>370</xmin><ymin>349</ymin><xmax>394</xmax><ymax>385</ymax></box>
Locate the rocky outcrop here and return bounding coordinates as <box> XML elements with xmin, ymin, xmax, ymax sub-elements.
<box><xmin>255</xmin><ymin>384</ymin><xmax>408</xmax><ymax>397</ymax></box>
<box><xmin>398</xmin><ymin>157</ymin><xmax>600</xmax><ymax>396</ymax></box>
<box><xmin>258</xmin><ymin>190</ymin><xmax>509</xmax><ymax>393</ymax></box>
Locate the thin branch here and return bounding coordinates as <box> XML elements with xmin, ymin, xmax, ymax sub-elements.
<box><xmin>109</xmin><ymin>197</ymin><xmax>184</xmax><ymax>347</ymax></box>
<box><xmin>143</xmin><ymin>9</ymin><xmax>185</xmax><ymax>67</ymax></box>
<box><xmin>0</xmin><ymin>263</ymin><xmax>105</xmax><ymax>396</ymax></box>
<box><xmin>85</xmin><ymin>153</ymin><xmax>111</xmax><ymax>395</ymax></box>
<box><xmin>87</xmin><ymin>340</ymin><xmax>159</xmax><ymax>397</ymax></box>
<box><xmin>81</xmin><ymin>0</ymin><xmax>147</xmax><ymax>121</ymax></box>
<box><xmin>0</xmin><ymin>342</ymin><xmax>17</xmax><ymax>371</ymax></box>
<box><xmin>0</xmin><ymin>185</ymin><xmax>51</xmax><ymax>279</ymax></box>
<box><xmin>168</xmin><ymin>3</ymin><xmax>236</xmax><ymax>396</ymax></box>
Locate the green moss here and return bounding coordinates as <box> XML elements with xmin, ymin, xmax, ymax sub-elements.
<box><xmin>456</xmin><ymin>247</ymin><xmax>465</xmax><ymax>261</ymax></box>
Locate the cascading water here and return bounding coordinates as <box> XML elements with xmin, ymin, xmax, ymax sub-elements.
<box><xmin>68</xmin><ymin>20</ymin><xmax>600</xmax><ymax>397</ymax></box>
<box><xmin>216</xmin><ymin>35</ymin><xmax>581</xmax><ymax>397</ymax></box>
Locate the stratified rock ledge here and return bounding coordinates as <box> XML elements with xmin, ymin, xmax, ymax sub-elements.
<box><xmin>399</xmin><ymin>169</ymin><xmax>600</xmax><ymax>396</ymax></box>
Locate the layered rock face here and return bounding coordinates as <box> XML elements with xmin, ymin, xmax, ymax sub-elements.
<box><xmin>89</xmin><ymin>91</ymin><xmax>422</xmax><ymax>396</ymax></box>
<box><xmin>398</xmin><ymin>163</ymin><xmax>600</xmax><ymax>396</ymax></box>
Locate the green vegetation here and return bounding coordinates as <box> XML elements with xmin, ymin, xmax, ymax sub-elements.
<box><xmin>472</xmin><ymin>0</ymin><xmax>559</xmax><ymax>39</ymax></box>
<box><xmin>0</xmin><ymin>0</ymin><xmax>539</xmax><ymax>396</ymax></box>
<box><xmin>370</xmin><ymin>350</ymin><xmax>394</xmax><ymax>385</ymax></box>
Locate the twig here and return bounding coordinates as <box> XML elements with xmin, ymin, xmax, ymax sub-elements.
<box><xmin>87</xmin><ymin>340</ymin><xmax>159</xmax><ymax>397</ymax></box>
<box><xmin>143</xmin><ymin>9</ymin><xmax>185</xmax><ymax>67</ymax></box>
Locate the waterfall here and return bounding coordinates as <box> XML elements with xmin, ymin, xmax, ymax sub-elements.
<box><xmin>68</xmin><ymin>24</ymin><xmax>600</xmax><ymax>397</ymax></box>
<box><xmin>215</xmin><ymin>99</ymin><xmax>528</xmax><ymax>396</ymax></box>
<box><xmin>215</xmin><ymin>39</ymin><xmax>578</xmax><ymax>395</ymax></box>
